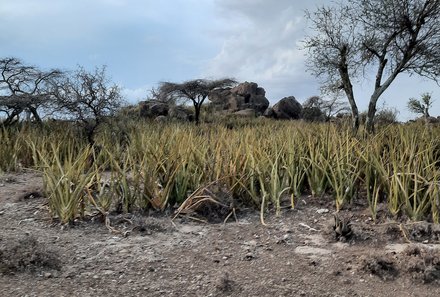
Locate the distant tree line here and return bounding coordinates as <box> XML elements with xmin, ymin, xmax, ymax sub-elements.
<box><xmin>0</xmin><ymin>57</ymin><xmax>123</xmax><ymax>144</ymax></box>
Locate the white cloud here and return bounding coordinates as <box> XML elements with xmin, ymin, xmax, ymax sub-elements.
<box><xmin>205</xmin><ymin>1</ymin><xmax>325</xmax><ymax>102</ymax></box>
<box><xmin>121</xmin><ymin>85</ymin><xmax>150</xmax><ymax>104</ymax></box>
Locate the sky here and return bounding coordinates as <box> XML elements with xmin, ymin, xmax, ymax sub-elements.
<box><xmin>1</xmin><ymin>0</ymin><xmax>438</xmax><ymax>121</ymax></box>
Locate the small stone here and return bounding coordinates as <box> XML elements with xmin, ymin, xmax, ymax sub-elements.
<box><xmin>316</xmin><ymin>208</ymin><xmax>329</xmax><ymax>214</ymax></box>
<box><xmin>246</xmin><ymin>240</ymin><xmax>257</xmax><ymax>247</ymax></box>
<box><xmin>44</xmin><ymin>272</ymin><xmax>52</xmax><ymax>278</ymax></box>
<box><xmin>102</xmin><ymin>270</ymin><xmax>114</xmax><ymax>275</ymax></box>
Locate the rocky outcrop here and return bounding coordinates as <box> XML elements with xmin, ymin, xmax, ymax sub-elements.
<box><xmin>169</xmin><ymin>106</ymin><xmax>194</xmax><ymax>122</ymax></box>
<box><xmin>426</xmin><ymin>116</ymin><xmax>440</xmax><ymax>124</ymax></box>
<box><xmin>139</xmin><ymin>101</ymin><xmax>169</xmax><ymax>118</ymax></box>
<box><xmin>263</xmin><ymin>107</ymin><xmax>276</xmax><ymax>118</ymax></box>
<box><xmin>139</xmin><ymin>101</ymin><xmax>193</xmax><ymax>121</ymax></box>
<box><xmin>232</xmin><ymin>108</ymin><xmax>256</xmax><ymax>117</ymax></box>
<box><xmin>265</xmin><ymin>96</ymin><xmax>302</xmax><ymax>120</ymax></box>
<box><xmin>209</xmin><ymin>82</ymin><xmax>269</xmax><ymax>114</ymax></box>
<box><xmin>154</xmin><ymin>115</ymin><xmax>168</xmax><ymax>123</ymax></box>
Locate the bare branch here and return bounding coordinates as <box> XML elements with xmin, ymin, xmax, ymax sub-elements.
<box><xmin>304</xmin><ymin>0</ymin><xmax>440</xmax><ymax>133</ymax></box>
<box><xmin>0</xmin><ymin>57</ymin><xmax>62</xmax><ymax>125</ymax></box>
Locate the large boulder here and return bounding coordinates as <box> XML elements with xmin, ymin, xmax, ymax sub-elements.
<box><xmin>209</xmin><ymin>82</ymin><xmax>269</xmax><ymax>114</ymax></box>
<box><xmin>139</xmin><ymin>101</ymin><xmax>169</xmax><ymax>118</ymax></box>
<box><xmin>154</xmin><ymin>115</ymin><xmax>168</xmax><ymax>123</ymax></box>
<box><xmin>267</xmin><ymin>96</ymin><xmax>303</xmax><ymax>120</ymax></box>
<box><xmin>232</xmin><ymin>108</ymin><xmax>256</xmax><ymax>117</ymax></box>
<box><xmin>139</xmin><ymin>101</ymin><xmax>193</xmax><ymax>121</ymax></box>
<box><xmin>263</xmin><ymin>107</ymin><xmax>276</xmax><ymax>118</ymax></box>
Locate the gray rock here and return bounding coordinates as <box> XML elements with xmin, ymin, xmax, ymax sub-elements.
<box><xmin>263</xmin><ymin>107</ymin><xmax>276</xmax><ymax>118</ymax></box>
<box><xmin>139</xmin><ymin>101</ymin><xmax>169</xmax><ymax>118</ymax></box>
<box><xmin>169</xmin><ymin>106</ymin><xmax>194</xmax><ymax>121</ymax></box>
<box><xmin>209</xmin><ymin>81</ymin><xmax>269</xmax><ymax>115</ymax></box>
<box><xmin>232</xmin><ymin>109</ymin><xmax>256</xmax><ymax>117</ymax></box>
<box><xmin>154</xmin><ymin>115</ymin><xmax>167</xmax><ymax>123</ymax></box>
<box><xmin>270</xmin><ymin>96</ymin><xmax>303</xmax><ymax>120</ymax></box>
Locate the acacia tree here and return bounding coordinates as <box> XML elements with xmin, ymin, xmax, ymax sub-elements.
<box><xmin>159</xmin><ymin>78</ymin><xmax>237</xmax><ymax>125</ymax></box>
<box><xmin>0</xmin><ymin>57</ymin><xmax>61</xmax><ymax>126</ymax></box>
<box><xmin>53</xmin><ymin>66</ymin><xmax>123</xmax><ymax>144</ymax></box>
<box><xmin>407</xmin><ymin>92</ymin><xmax>434</xmax><ymax>118</ymax></box>
<box><xmin>304</xmin><ymin>0</ymin><xmax>440</xmax><ymax>133</ymax></box>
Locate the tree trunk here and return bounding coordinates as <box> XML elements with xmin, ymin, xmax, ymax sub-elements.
<box><xmin>365</xmin><ymin>92</ymin><xmax>381</xmax><ymax>134</ymax></box>
<box><xmin>84</xmin><ymin>121</ymin><xmax>98</xmax><ymax>146</ymax></box>
<box><xmin>424</xmin><ymin>107</ymin><xmax>430</xmax><ymax>118</ymax></box>
<box><xmin>338</xmin><ymin>46</ymin><xmax>359</xmax><ymax>134</ymax></box>
<box><xmin>340</xmin><ymin>81</ymin><xmax>359</xmax><ymax>134</ymax></box>
<box><xmin>194</xmin><ymin>103</ymin><xmax>201</xmax><ymax>125</ymax></box>
<box><xmin>28</xmin><ymin>106</ymin><xmax>42</xmax><ymax>124</ymax></box>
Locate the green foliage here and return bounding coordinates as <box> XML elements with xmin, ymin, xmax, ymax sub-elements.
<box><xmin>408</xmin><ymin>93</ymin><xmax>433</xmax><ymax>118</ymax></box>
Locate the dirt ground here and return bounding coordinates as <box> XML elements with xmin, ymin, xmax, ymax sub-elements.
<box><xmin>1</xmin><ymin>170</ymin><xmax>440</xmax><ymax>297</ymax></box>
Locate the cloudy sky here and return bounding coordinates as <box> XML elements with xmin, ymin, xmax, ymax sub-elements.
<box><xmin>1</xmin><ymin>0</ymin><xmax>438</xmax><ymax>120</ymax></box>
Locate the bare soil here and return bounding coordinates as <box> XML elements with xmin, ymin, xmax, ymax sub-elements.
<box><xmin>1</xmin><ymin>170</ymin><xmax>440</xmax><ymax>297</ymax></box>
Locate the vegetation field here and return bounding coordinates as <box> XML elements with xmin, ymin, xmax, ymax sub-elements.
<box><xmin>1</xmin><ymin>120</ymin><xmax>440</xmax><ymax>224</ymax></box>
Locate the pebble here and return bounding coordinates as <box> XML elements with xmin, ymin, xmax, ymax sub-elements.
<box><xmin>316</xmin><ymin>208</ymin><xmax>329</xmax><ymax>214</ymax></box>
<box><xmin>102</xmin><ymin>270</ymin><xmax>114</xmax><ymax>275</ymax></box>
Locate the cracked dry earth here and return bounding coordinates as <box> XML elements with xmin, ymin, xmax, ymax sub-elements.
<box><xmin>1</xmin><ymin>170</ymin><xmax>440</xmax><ymax>297</ymax></box>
